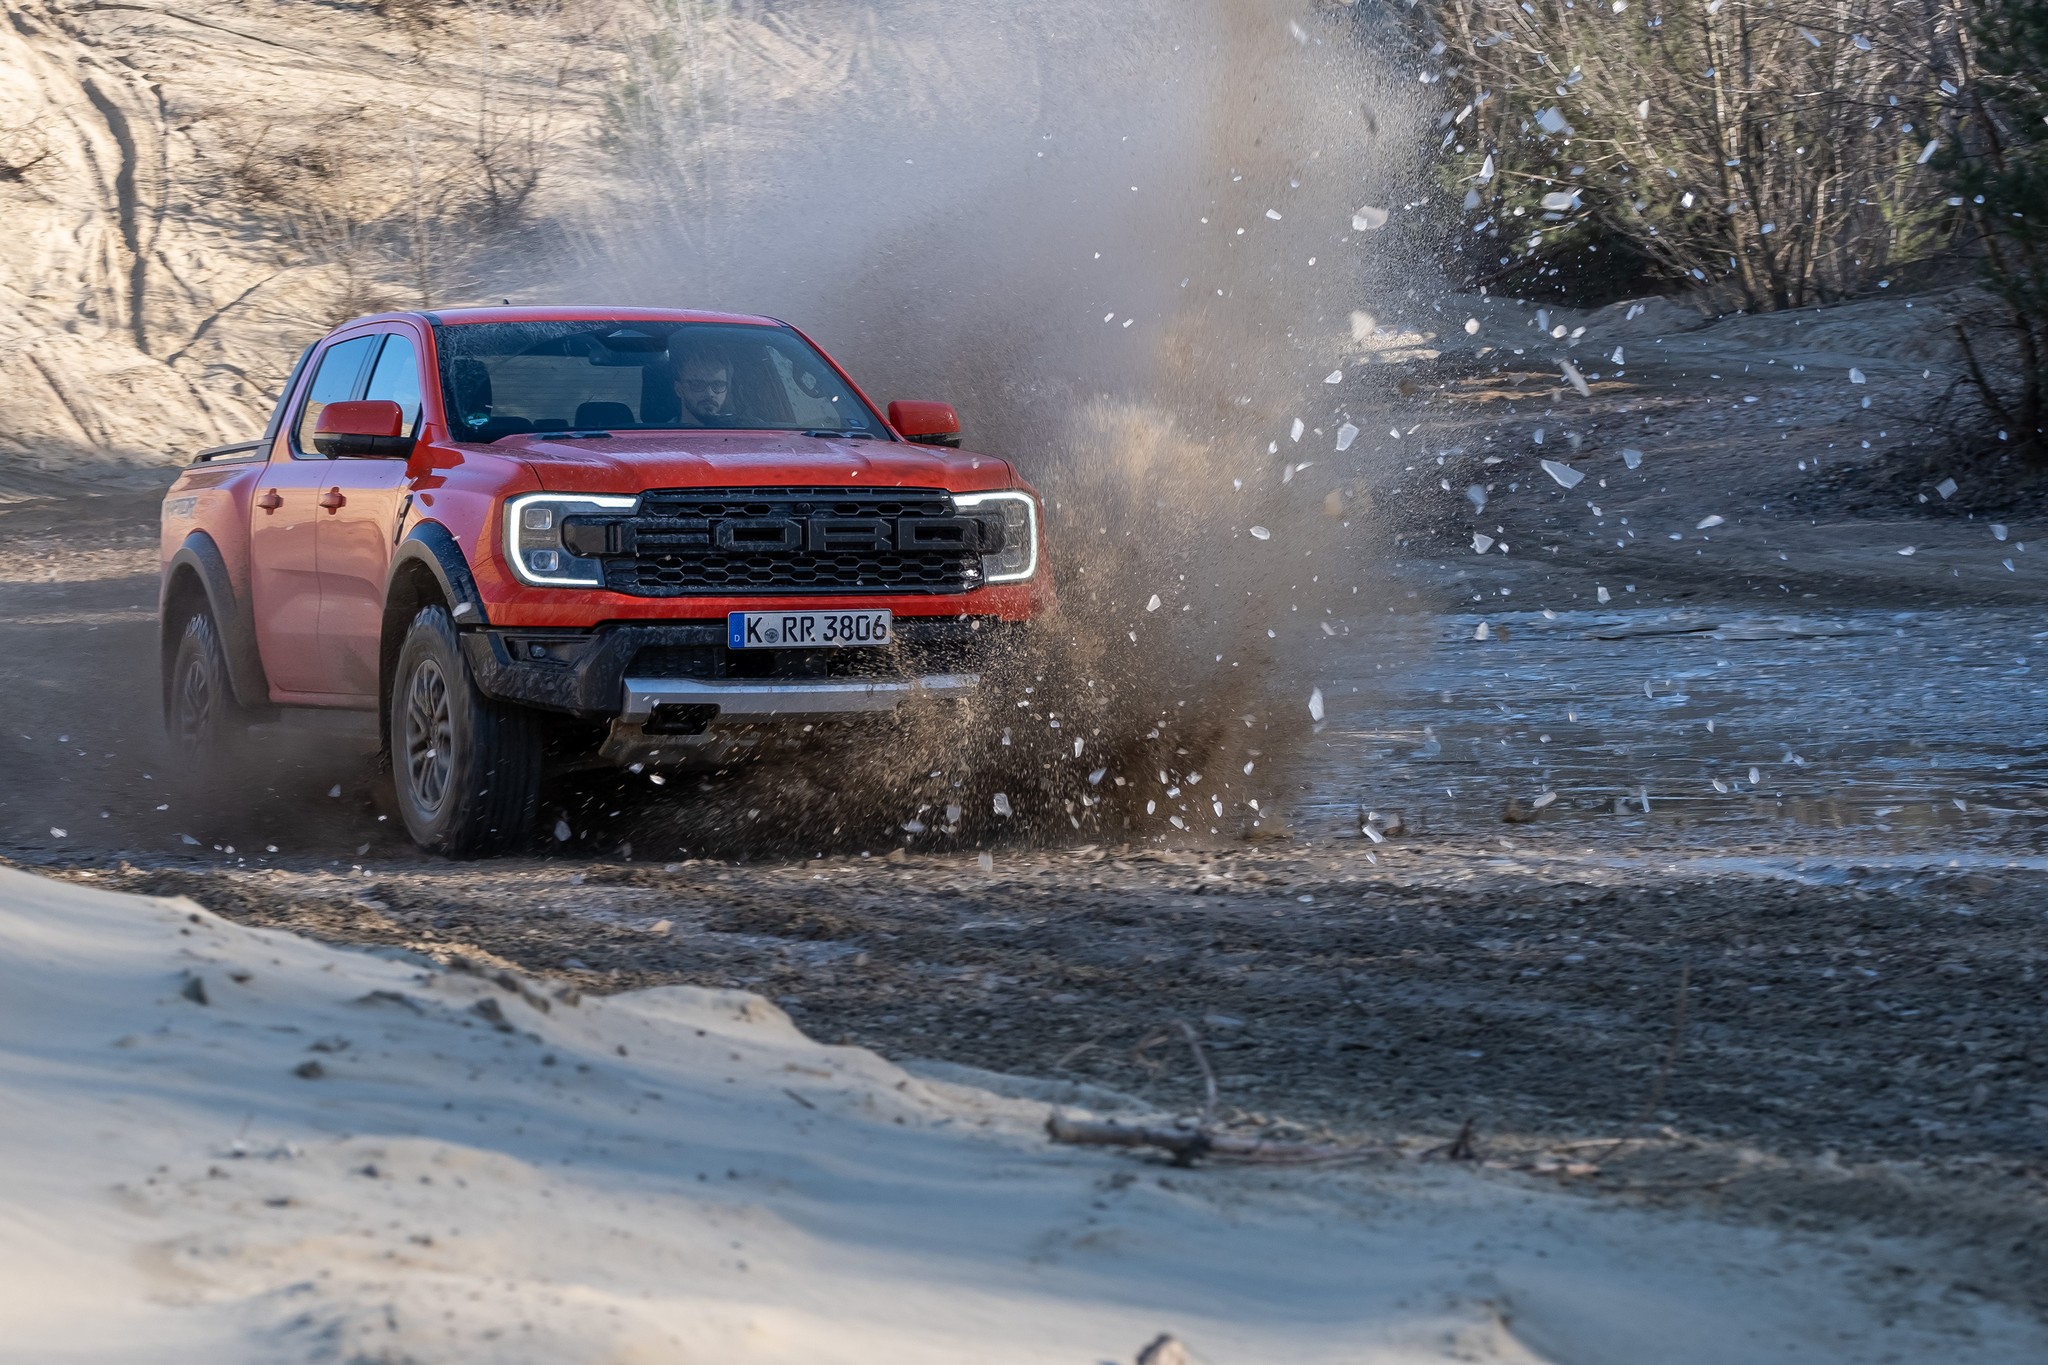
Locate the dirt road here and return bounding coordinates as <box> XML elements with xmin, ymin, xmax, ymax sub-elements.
<box><xmin>4</xmin><ymin>335</ymin><xmax>2047</xmax><ymax>1314</ymax></box>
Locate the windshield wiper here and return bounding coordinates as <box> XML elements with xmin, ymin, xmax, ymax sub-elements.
<box><xmin>800</xmin><ymin>428</ymin><xmax>879</xmax><ymax>440</ymax></box>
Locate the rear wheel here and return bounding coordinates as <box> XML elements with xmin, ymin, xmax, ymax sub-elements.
<box><xmin>166</xmin><ymin>608</ymin><xmax>242</xmax><ymax>786</ymax></box>
<box><xmin>389</xmin><ymin>605</ymin><xmax>542</xmax><ymax>855</ymax></box>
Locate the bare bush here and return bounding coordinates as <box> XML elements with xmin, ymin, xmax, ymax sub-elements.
<box><xmin>1943</xmin><ymin>0</ymin><xmax>2048</xmax><ymax>450</ymax></box>
<box><xmin>597</xmin><ymin>0</ymin><xmax>737</xmax><ymax>260</ymax></box>
<box><xmin>204</xmin><ymin>5</ymin><xmax>577</xmax><ymax>317</ymax></box>
<box><xmin>370</xmin><ymin>0</ymin><xmax>450</xmax><ymax>35</ymax></box>
<box><xmin>0</xmin><ymin>119</ymin><xmax>51</xmax><ymax>184</ymax></box>
<box><xmin>1425</xmin><ymin>0</ymin><xmax>1972</xmax><ymax>309</ymax></box>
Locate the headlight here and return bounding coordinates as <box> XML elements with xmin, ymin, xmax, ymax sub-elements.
<box><xmin>953</xmin><ymin>490</ymin><xmax>1039</xmax><ymax>584</ymax></box>
<box><xmin>504</xmin><ymin>492</ymin><xmax>637</xmax><ymax>587</ymax></box>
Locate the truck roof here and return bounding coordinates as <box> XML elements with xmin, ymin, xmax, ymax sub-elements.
<box><xmin>348</xmin><ymin>305</ymin><xmax>787</xmax><ymax>329</ymax></box>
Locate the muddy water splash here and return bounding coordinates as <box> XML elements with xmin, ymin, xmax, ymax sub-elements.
<box><xmin>577</xmin><ymin>0</ymin><xmax>1425</xmax><ymax>851</ymax></box>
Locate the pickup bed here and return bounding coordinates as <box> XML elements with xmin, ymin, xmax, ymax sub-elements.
<box><xmin>160</xmin><ymin>306</ymin><xmax>1051</xmax><ymax>853</ymax></box>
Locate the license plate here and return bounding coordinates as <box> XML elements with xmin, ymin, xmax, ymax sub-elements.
<box><xmin>727</xmin><ymin>609</ymin><xmax>893</xmax><ymax>649</ymax></box>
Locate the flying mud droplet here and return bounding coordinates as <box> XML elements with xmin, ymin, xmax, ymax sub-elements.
<box><xmin>1350</xmin><ymin>205</ymin><xmax>1389</xmax><ymax>231</ymax></box>
<box><xmin>991</xmin><ymin>793</ymin><xmax>1012</xmax><ymax>817</ymax></box>
<box><xmin>1307</xmin><ymin>688</ymin><xmax>1325</xmax><ymax>723</ymax></box>
<box><xmin>1249</xmin><ymin>526</ymin><xmax>1272</xmax><ymax>540</ymax></box>
<box><xmin>1540</xmin><ymin>459</ymin><xmax>1585</xmax><ymax>490</ymax></box>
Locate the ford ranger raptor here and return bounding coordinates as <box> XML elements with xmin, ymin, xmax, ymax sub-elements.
<box><xmin>159</xmin><ymin>307</ymin><xmax>1051</xmax><ymax>853</ymax></box>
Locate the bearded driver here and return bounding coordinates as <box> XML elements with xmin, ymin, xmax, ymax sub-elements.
<box><xmin>673</xmin><ymin>346</ymin><xmax>739</xmax><ymax>427</ymax></box>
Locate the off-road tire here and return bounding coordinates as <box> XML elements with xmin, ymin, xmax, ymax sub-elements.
<box><xmin>389</xmin><ymin>605</ymin><xmax>542</xmax><ymax>856</ymax></box>
<box><xmin>167</xmin><ymin>607</ymin><xmax>243</xmax><ymax>788</ymax></box>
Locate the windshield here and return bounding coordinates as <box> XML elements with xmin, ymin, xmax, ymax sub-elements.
<box><xmin>430</xmin><ymin>320</ymin><xmax>891</xmax><ymax>442</ymax></box>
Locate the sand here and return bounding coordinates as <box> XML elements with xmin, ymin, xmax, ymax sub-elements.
<box><xmin>2</xmin><ymin>862</ymin><xmax>2042</xmax><ymax>1363</ymax></box>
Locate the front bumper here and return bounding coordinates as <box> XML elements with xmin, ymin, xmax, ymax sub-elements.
<box><xmin>461</xmin><ymin>616</ymin><xmax>1024</xmax><ymax>722</ymax></box>
<box><xmin>619</xmin><ymin>672</ymin><xmax>979</xmax><ymax>723</ymax></box>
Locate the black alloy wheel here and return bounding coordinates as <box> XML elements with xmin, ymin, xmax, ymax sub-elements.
<box><xmin>389</xmin><ymin>604</ymin><xmax>542</xmax><ymax>855</ymax></box>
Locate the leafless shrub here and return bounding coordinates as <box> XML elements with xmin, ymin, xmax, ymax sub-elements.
<box><xmin>1423</xmin><ymin>0</ymin><xmax>1973</xmax><ymax>309</ymax></box>
<box><xmin>0</xmin><ymin>121</ymin><xmax>51</xmax><ymax>184</ymax></box>
<box><xmin>597</xmin><ymin>0</ymin><xmax>738</xmax><ymax>260</ymax></box>
<box><xmin>1939</xmin><ymin>0</ymin><xmax>2048</xmax><ymax>451</ymax></box>
<box><xmin>370</xmin><ymin>0</ymin><xmax>453</xmax><ymax>34</ymax></box>
<box><xmin>220</xmin><ymin>112</ymin><xmax>357</xmax><ymax>207</ymax></box>
<box><xmin>286</xmin><ymin>206</ymin><xmax>407</xmax><ymax>325</ymax></box>
<box><xmin>203</xmin><ymin>4</ymin><xmax>577</xmax><ymax>312</ymax></box>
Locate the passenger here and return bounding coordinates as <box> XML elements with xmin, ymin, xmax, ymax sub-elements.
<box><xmin>673</xmin><ymin>346</ymin><xmax>739</xmax><ymax>426</ymax></box>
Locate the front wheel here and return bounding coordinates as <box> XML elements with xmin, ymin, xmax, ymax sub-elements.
<box><xmin>389</xmin><ymin>605</ymin><xmax>542</xmax><ymax>855</ymax></box>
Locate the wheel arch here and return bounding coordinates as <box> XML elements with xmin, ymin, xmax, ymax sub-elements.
<box><xmin>381</xmin><ymin>522</ymin><xmax>487</xmax><ymax>750</ymax></box>
<box><xmin>161</xmin><ymin>532</ymin><xmax>271</xmax><ymax>717</ymax></box>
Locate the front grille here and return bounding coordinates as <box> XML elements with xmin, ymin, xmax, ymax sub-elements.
<box><xmin>585</xmin><ymin>487</ymin><xmax>983</xmax><ymax>596</ymax></box>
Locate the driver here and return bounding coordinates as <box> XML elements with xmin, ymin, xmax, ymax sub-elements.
<box><xmin>673</xmin><ymin>346</ymin><xmax>739</xmax><ymax>426</ymax></box>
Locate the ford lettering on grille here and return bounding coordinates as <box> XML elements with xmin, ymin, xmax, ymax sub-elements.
<box><xmin>560</xmin><ymin>488</ymin><xmax>1003</xmax><ymax>596</ymax></box>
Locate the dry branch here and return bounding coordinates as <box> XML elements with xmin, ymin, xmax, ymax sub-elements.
<box><xmin>1045</xmin><ymin>1112</ymin><xmax>1385</xmax><ymax>1167</ymax></box>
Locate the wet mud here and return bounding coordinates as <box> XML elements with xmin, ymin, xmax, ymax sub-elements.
<box><xmin>4</xmin><ymin>354</ymin><xmax>2048</xmax><ymax>1316</ymax></box>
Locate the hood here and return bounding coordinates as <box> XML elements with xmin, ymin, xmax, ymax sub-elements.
<box><xmin>506</xmin><ymin>431</ymin><xmax>1024</xmax><ymax>495</ymax></box>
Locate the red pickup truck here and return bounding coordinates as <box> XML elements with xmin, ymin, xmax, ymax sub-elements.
<box><xmin>160</xmin><ymin>307</ymin><xmax>1051</xmax><ymax>853</ymax></box>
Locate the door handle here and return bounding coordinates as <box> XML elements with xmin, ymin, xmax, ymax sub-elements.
<box><xmin>257</xmin><ymin>490</ymin><xmax>283</xmax><ymax>513</ymax></box>
<box><xmin>319</xmin><ymin>488</ymin><xmax>347</xmax><ymax>512</ymax></box>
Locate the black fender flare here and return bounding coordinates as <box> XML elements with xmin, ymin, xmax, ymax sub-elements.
<box><xmin>161</xmin><ymin>531</ymin><xmax>272</xmax><ymax>713</ymax></box>
<box><xmin>380</xmin><ymin>522</ymin><xmax>490</xmax><ymax>750</ymax></box>
<box><xmin>386</xmin><ymin>520</ymin><xmax>490</xmax><ymax>627</ymax></box>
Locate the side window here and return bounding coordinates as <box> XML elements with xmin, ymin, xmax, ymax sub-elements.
<box><xmin>363</xmin><ymin>334</ymin><xmax>424</xmax><ymax>437</ymax></box>
<box><xmin>292</xmin><ymin>335</ymin><xmax>379</xmax><ymax>455</ymax></box>
<box><xmin>262</xmin><ymin>343</ymin><xmax>316</xmax><ymax>444</ymax></box>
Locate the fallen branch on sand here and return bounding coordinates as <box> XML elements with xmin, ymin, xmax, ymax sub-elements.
<box><xmin>1044</xmin><ymin>1111</ymin><xmax>1384</xmax><ymax>1166</ymax></box>
<box><xmin>1053</xmin><ymin>1017</ymin><xmax>1387</xmax><ymax>1165</ymax></box>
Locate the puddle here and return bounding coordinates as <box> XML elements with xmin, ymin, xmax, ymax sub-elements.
<box><xmin>1298</xmin><ymin>608</ymin><xmax>2048</xmax><ymax>851</ymax></box>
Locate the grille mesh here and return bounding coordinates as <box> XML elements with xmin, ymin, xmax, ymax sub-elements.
<box><xmin>598</xmin><ymin>488</ymin><xmax>976</xmax><ymax>596</ymax></box>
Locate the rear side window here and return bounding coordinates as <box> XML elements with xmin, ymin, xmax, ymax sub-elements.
<box><xmin>292</xmin><ymin>335</ymin><xmax>378</xmax><ymax>454</ymax></box>
<box><xmin>363</xmin><ymin>334</ymin><xmax>424</xmax><ymax>437</ymax></box>
<box><xmin>262</xmin><ymin>344</ymin><xmax>316</xmax><ymax>444</ymax></box>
